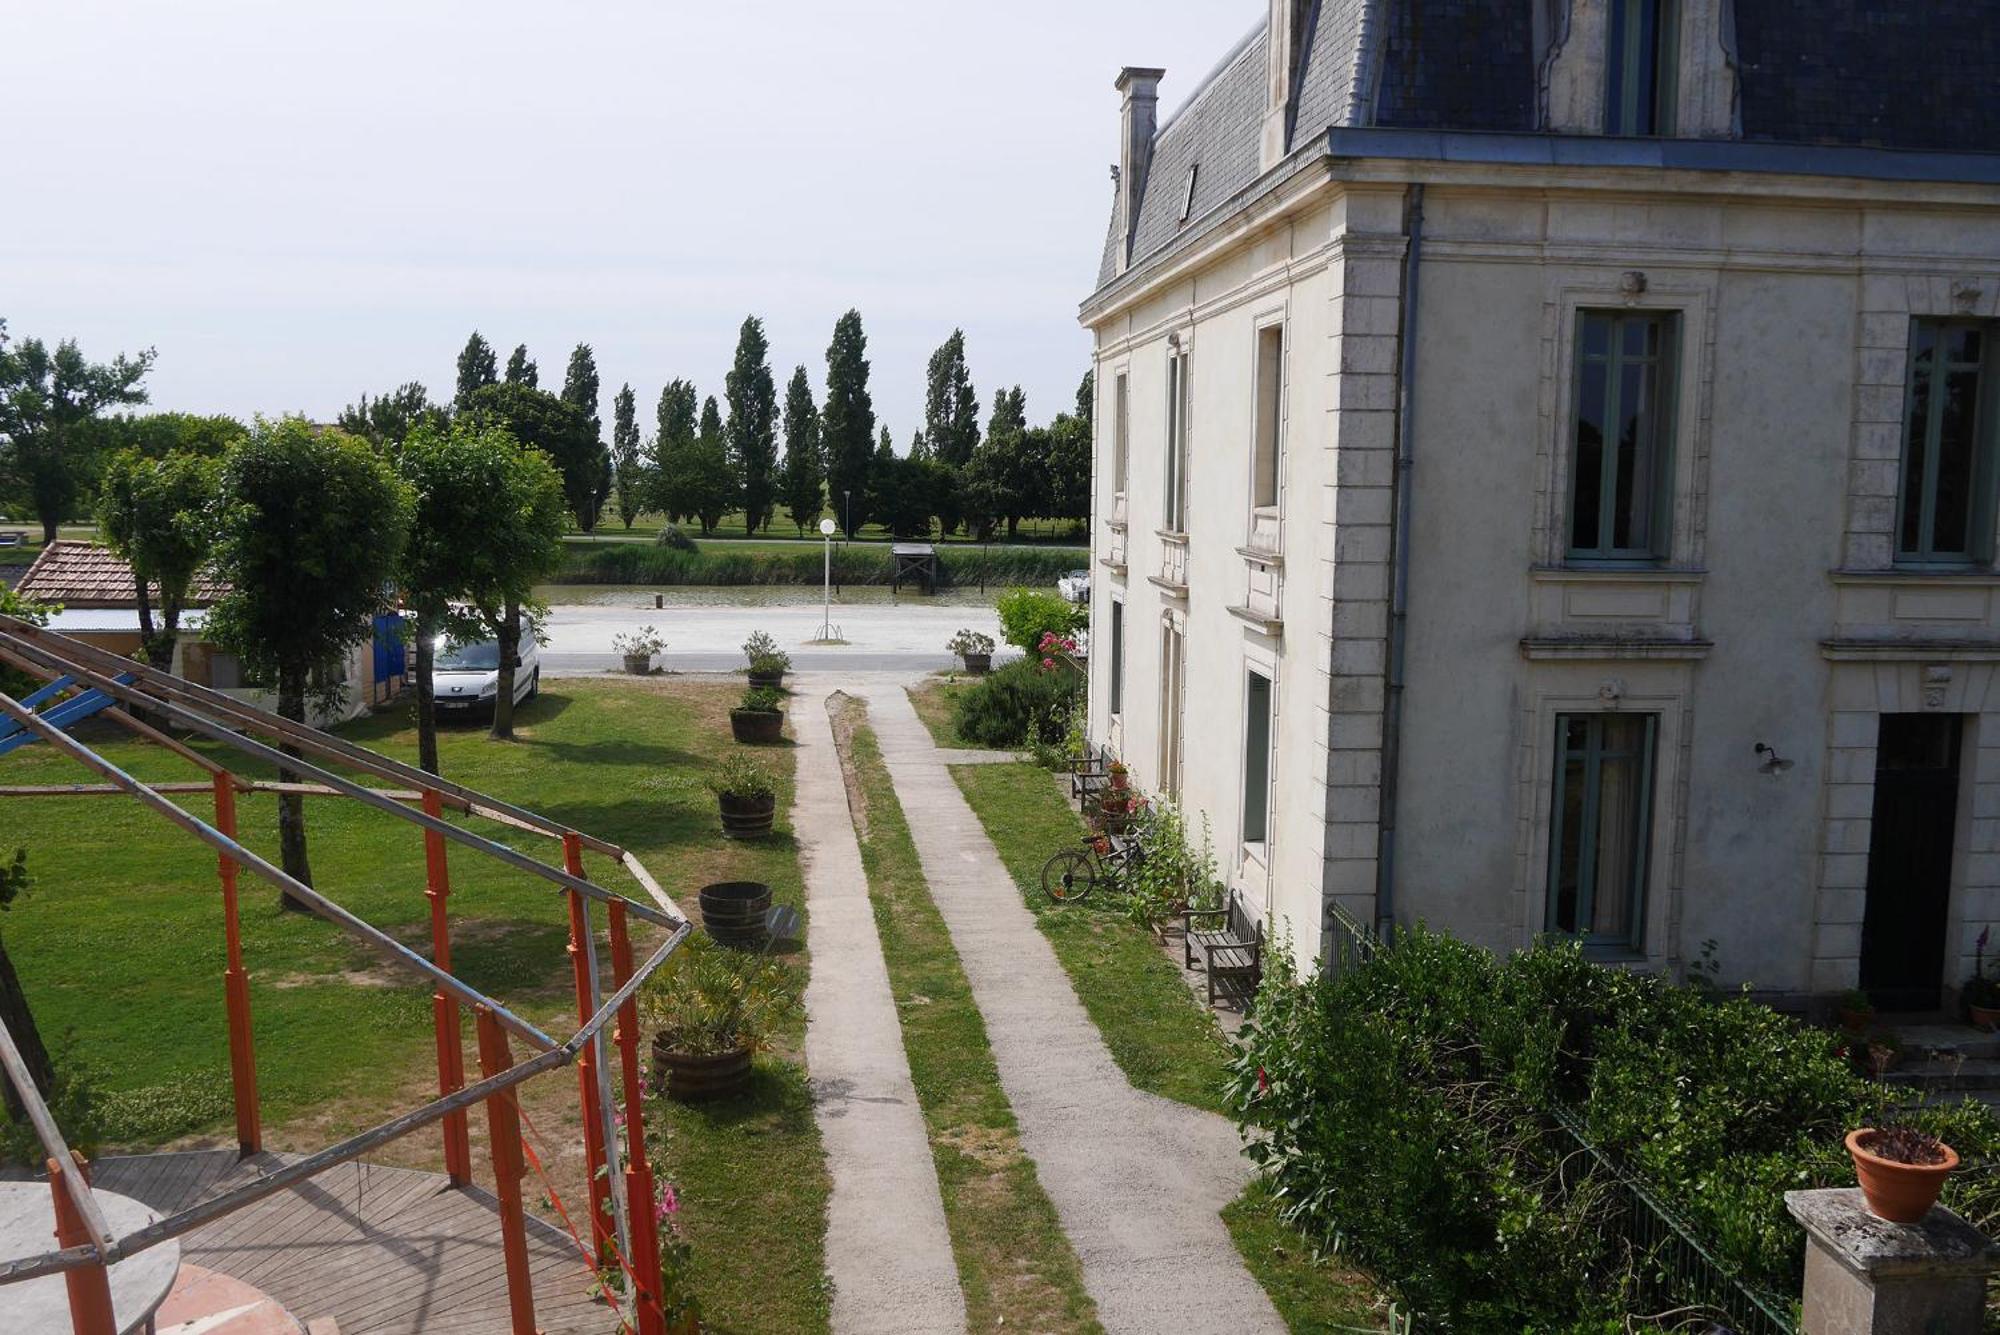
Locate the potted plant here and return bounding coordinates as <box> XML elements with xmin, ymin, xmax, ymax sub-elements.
<box><xmin>698</xmin><ymin>880</ymin><xmax>774</xmax><ymax>948</ymax></box>
<box><xmin>1836</xmin><ymin>988</ymin><xmax>1875</xmax><ymax>1035</ymax></box>
<box><xmin>743</xmin><ymin>631</ymin><xmax>792</xmax><ymax>689</ymax></box>
<box><xmin>730</xmin><ymin>685</ymin><xmax>786</xmax><ymax>744</ymax></box>
<box><xmin>613</xmin><ymin>626</ymin><xmax>667</xmax><ymax>676</ymax></box>
<box><xmin>1966</xmin><ymin>927</ymin><xmax>2000</xmax><ymax>1029</ymax></box>
<box><xmin>947</xmin><ymin>628</ymin><xmax>995</xmax><ymax>675</ymax></box>
<box><xmin>708</xmin><ymin>753</ymin><xmax>777</xmax><ymax>838</ymax></box>
<box><xmin>641</xmin><ymin>935</ymin><xmax>797</xmax><ymax>1103</ymax></box>
<box><xmin>1865</xmin><ymin>1029</ymin><xmax>1904</xmax><ymax>1078</ymax></box>
<box><xmin>1845</xmin><ymin>1126</ymin><xmax>1958</xmax><ymax>1223</ymax></box>
<box><xmin>1108</xmin><ymin>761</ymin><xmax>1130</xmax><ymax>792</ymax></box>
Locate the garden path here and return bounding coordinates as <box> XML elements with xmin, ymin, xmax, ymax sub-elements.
<box><xmin>791</xmin><ymin>682</ymin><xmax>966</xmax><ymax>1335</ymax></box>
<box><xmin>851</xmin><ymin>680</ymin><xmax>1283</xmax><ymax>1335</ymax></box>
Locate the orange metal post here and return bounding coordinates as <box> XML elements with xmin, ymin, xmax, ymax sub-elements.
<box><xmin>610</xmin><ymin>902</ymin><xmax>667</xmax><ymax>1335</ymax></box>
<box><xmin>475</xmin><ymin>1007</ymin><xmax>538</xmax><ymax>1335</ymax></box>
<box><xmin>562</xmin><ymin>832</ymin><xmax>615</xmax><ymax>1258</ymax></box>
<box><xmin>47</xmin><ymin>1155</ymin><xmax>114</xmax><ymax>1335</ymax></box>
<box><xmin>213</xmin><ymin>772</ymin><xmax>261</xmax><ymax>1156</ymax></box>
<box><xmin>423</xmin><ymin>788</ymin><xmax>473</xmax><ymax>1187</ymax></box>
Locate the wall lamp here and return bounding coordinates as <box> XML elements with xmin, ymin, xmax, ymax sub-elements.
<box><xmin>1755</xmin><ymin>742</ymin><xmax>1794</xmax><ymax>775</ymax></box>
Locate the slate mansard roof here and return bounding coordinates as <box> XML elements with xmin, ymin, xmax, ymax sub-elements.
<box><xmin>1098</xmin><ymin>1</ymin><xmax>2000</xmax><ymax>291</ymax></box>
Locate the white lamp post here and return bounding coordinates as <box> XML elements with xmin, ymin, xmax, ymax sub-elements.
<box><xmin>818</xmin><ymin>516</ymin><xmax>837</xmax><ymax>642</ymax></box>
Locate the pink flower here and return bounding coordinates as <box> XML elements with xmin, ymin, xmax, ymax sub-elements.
<box><xmin>614</xmin><ymin>1110</ymin><xmax>627</xmax><ymax>1129</ymax></box>
<box><xmin>656</xmin><ymin>1182</ymin><xmax>680</xmax><ymax>1222</ymax></box>
<box><xmin>1041</xmin><ymin>657</ymin><xmax>1054</xmax><ymax>669</ymax></box>
<box><xmin>1257</xmin><ymin>1067</ymin><xmax>1270</xmax><ymax>1095</ymax></box>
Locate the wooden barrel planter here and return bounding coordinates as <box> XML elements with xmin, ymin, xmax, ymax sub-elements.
<box><xmin>718</xmin><ymin>793</ymin><xmax>776</xmax><ymax>839</ymax></box>
<box><xmin>651</xmin><ymin>1039</ymin><xmax>754</xmax><ymax>1103</ymax></box>
<box><xmin>746</xmin><ymin>669</ymin><xmax>786</xmax><ymax>690</ymax></box>
<box><xmin>700</xmin><ymin>880</ymin><xmax>772</xmax><ymax>948</ymax></box>
<box><xmin>730</xmin><ymin>709</ymin><xmax>784</xmax><ymax>744</ymax></box>
<box><xmin>959</xmin><ymin>652</ymin><xmax>991</xmax><ymax>675</ymax></box>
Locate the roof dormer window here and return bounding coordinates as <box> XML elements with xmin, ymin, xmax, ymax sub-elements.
<box><xmin>1178</xmin><ymin>165</ymin><xmax>1199</xmax><ymax>224</ymax></box>
<box><xmin>1606</xmin><ymin>0</ymin><xmax>1676</xmax><ymax>136</ymax></box>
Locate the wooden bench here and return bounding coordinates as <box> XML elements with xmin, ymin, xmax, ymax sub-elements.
<box><xmin>1183</xmin><ymin>891</ymin><xmax>1264</xmax><ymax>1007</ymax></box>
<box><xmin>1068</xmin><ymin>742</ymin><xmax>1112</xmax><ymax>803</ymax></box>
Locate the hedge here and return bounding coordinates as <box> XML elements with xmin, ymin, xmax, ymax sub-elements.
<box><xmin>556</xmin><ymin>542</ymin><xmax>1086</xmax><ymax>588</ymax></box>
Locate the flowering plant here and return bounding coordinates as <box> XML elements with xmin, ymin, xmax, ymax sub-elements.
<box><xmin>947</xmin><ymin>628</ymin><xmax>995</xmax><ymax>657</ymax></box>
<box><xmin>655</xmin><ymin>1177</ymin><xmax>701</xmax><ymax>1330</ymax></box>
<box><xmin>1036</xmin><ymin>630</ymin><xmax>1081</xmax><ymax>675</ymax></box>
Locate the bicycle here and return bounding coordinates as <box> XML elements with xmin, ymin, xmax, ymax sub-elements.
<box><xmin>1039</xmin><ymin>826</ymin><xmax>1145</xmax><ymax>904</ymax></box>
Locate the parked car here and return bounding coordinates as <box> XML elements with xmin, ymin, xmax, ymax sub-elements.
<box><xmin>432</xmin><ymin>634</ymin><xmax>539</xmax><ymax>718</ymax></box>
<box><xmin>1057</xmin><ymin>569</ymin><xmax>1090</xmax><ymax>604</ymax></box>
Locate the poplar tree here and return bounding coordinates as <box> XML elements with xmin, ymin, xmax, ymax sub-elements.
<box><xmin>988</xmin><ymin>384</ymin><xmax>1027</xmax><ymax>440</ymax></box>
<box><xmin>454</xmin><ymin>331</ymin><xmax>498</xmax><ymax>408</ymax></box>
<box><xmin>922</xmin><ymin>329</ymin><xmax>981</xmax><ymax>468</ymax></box>
<box><xmin>560</xmin><ymin>343</ymin><xmax>610</xmax><ymax>530</ymax></box>
<box><xmin>780</xmin><ymin>366</ymin><xmax>823</xmax><ymax>535</ymax></box>
<box><xmin>724</xmin><ymin>316</ymin><xmax>779</xmax><ymax>534</ymax></box>
<box><xmin>649</xmin><ymin>379</ymin><xmax>700</xmax><ymax>523</ymax></box>
<box><xmin>611</xmin><ymin>383</ymin><xmax>643</xmax><ymax>529</ymax></box>
<box><xmin>504</xmin><ymin>344</ymin><xmax>538</xmax><ymax>387</ymax></box>
<box><xmin>822</xmin><ymin>310</ymin><xmax>875</xmax><ymax>537</ymax></box>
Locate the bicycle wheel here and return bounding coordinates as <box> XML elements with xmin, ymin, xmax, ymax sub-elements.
<box><xmin>1041</xmin><ymin>847</ymin><xmax>1098</xmax><ymax>904</ymax></box>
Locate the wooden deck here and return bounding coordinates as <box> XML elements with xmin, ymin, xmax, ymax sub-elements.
<box><xmin>13</xmin><ymin>1150</ymin><xmax>610</xmax><ymax>1333</ymax></box>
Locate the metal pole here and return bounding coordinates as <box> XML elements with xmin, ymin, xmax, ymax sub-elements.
<box><xmin>563</xmin><ymin>835</ymin><xmax>614</xmax><ymax>1259</ymax></box>
<box><xmin>214</xmin><ymin>773</ymin><xmax>260</xmax><ymax>1157</ymax></box>
<box><xmin>823</xmin><ymin>530</ymin><xmax>831</xmax><ymax>636</ymax></box>
<box><xmin>475</xmin><ymin>1008</ymin><xmax>538</xmax><ymax>1335</ymax></box>
<box><xmin>423</xmin><ymin>789</ymin><xmax>472</xmax><ymax>1187</ymax></box>
<box><xmin>48</xmin><ymin>1156</ymin><xmax>114</xmax><ymax>1335</ymax></box>
<box><xmin>609</xmin><ymin>903</ymin><xmax>666</xmax><ymax>1335</ymax></box>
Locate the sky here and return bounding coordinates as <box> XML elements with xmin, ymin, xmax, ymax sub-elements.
<box><xmin>2</xmin><ymin>1</ymin><xmax>1261</xmax><ymax>447</ymax></box>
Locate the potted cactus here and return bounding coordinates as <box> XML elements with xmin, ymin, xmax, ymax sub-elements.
<box><xmin>709</xmin><ymin>753</ymin><xmax>777</xmax><ymax>838</ymax></box>
<box><xmin>613</xmin><ymin>625</ymin><xmax>667</xmax><ymax>675</ymax></box>
<box><xmin>730</xmin><ymin>685</ymin><xmax>786</xmax><ymax>744</ymax></box>
<box><xmin>743</xmin><ymin>630</ymin><xmax>792</xmax><ymax>689</ymax></box>
<box><xmin>947</xmin><ymin>628</ymin><xmax>995</xmax><ymax>675</ymax></box>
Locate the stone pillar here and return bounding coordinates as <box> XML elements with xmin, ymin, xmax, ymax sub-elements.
<box><xmin>1786</xmin><ymin>1188</ymin><xmax>2000</xmax><ymax>1334</ymax></box>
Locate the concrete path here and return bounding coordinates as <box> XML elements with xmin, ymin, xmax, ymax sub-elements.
<box><xmin>792</xmin><ymin>685</ymin><xmax>966</xmax><ymax>1334</ymax></box>
<box><xmin>855</xmin><ymin>682</ymin><xmax>1283</xmax><ymax>1335</ymax></box>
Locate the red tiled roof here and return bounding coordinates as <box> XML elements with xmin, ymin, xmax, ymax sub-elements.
<box><xmin>14</xmin><ymin>541</ymin><xmax>230</xmax><ymax>609</ymax></box>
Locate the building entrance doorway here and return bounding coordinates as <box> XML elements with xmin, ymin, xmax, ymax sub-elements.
<box><xmin>1860</xmin><ymin>714</ymin><xmax>1961</xmax><ymax>1011</ymax></box>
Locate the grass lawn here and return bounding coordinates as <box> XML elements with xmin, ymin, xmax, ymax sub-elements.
<box><xmin>904</xmin><ymin>674</ymin><xmax>1008</xmax><ymax>752</ymax></box>
<box><xmin>948</xmin><ymin>761</ymin><xmax>1390</xmax><ymax>1331</ymax></box>
<box><xmin>831</xmin><ymin>698</ymin><xmax>1096</xmax><ymax>1332</ymax></box>
<box><xmin>0</xmin><ymin>678</ymin><xmax>830</xmax><ymax>1333</ymax></box>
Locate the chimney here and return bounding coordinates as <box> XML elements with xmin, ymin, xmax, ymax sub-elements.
<box><xmin>1114</xmin><ymin>66</ymin><xmax>1164</xmax><ymax>276</ymax></box>
<box><xmin>1261</xmin><ymin>0</ymin><xmax>1313</xmax><ymax>170</ymax></box>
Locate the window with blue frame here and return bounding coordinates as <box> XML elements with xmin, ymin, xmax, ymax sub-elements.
<box><xmin>1548</xmin><ymin>713</ymin><xmax>1657</xmax><ymax>953</ymax></box>
<box><xmin>1897</xmin><ymin>319</ymin><xmax>1999</xmax><ymax>565</ymax></box>
<box><xmin>1606</xmin><ymin>0</ymin><xmax>1676</xmax><ymax>136</ymax></box>
<box><xmin>1569</xmin><ymin>310</ymin><xmax>1678</xmax><ymax>562</ymax></box>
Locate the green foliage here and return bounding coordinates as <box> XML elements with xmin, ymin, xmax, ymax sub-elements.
<box><xmin>1044</xmin><ymin>412</ymin><xmax>1091</xmax><ymax>525</ymax></box>
<box><xmin>1123</xmin><ymin>802</ymin><xmax>1220</xmax><ymax>930</ymax></box>
<box><xmin>90</xmin><ymin>410</ymin><xmax>247</xmax><ymax>461</ymax></box>
<box><xmin>0</xmin><ymin>1038</ymin><xmax>103</xmax><ymax>1167</ymax></box>
<box><xmin>707</xmin><ymin>753</ymin><xmax>777</xmax><ymax>803</ymax></box>
<box><xmin>504</xmin><ymin>343</ymin><xmax>537</xmax><ymax>387</ymax></box>
<box><xmin>994</xmin><ymin>587</ymin><xmax>1084</xmax><ymax>654</ymax></box>
<box><xmin>780</xmin><ymin>365</ymin><xmax>824</xmax><ymax>535</ymax></box>
<box><xmin>611</xmin><ymin>383</ymin><xmax>644</xmax><ymax>530</ymax></box>
<box><xmin>923</xmin><ymin>329</ymin><xmax>981</xmax><ymax>470</ymax></box>
<box><xmin>739</xmin><ymin>685</ymin><xmax>784</xmax><ymax>714</ymax></box>
<box><xmin>563</xmin><ymin>541</ymin><xmax>1084</xmax><ymax>587</ymax></box>
<box><xmin>865</xmin><ymin>449</ymin><xmax>937</xmax><ymax>538</ymax></box>
<box><xmin>335</xmin><ymin>384</ymin><xmax>441</xmax><ymax>449</ymax></box>
<box><xmin>95</xmin><ymin>447</ymin><xmax>221</xmax><ymax>664</ymax></box>
<box><xmin>454</xmin><ymin>331</ymin><xmax>498</xmax><ymax>408</ymax></box>
<box><xmin>0</xmin><ymin>323</ymin><xmax>155</xmax><ymax>540</ymax></box>
<box><xmin>560</xmin><ymin>343</ymin><xmax>611</xmax><ymax>530</ymax></box>
<box><xmin>611</xmin><ymin>625</ymin><xmax>666</xmax><ymax>659</ymax></box>
<box><xmin>742</xmin><ymin>630</ymin><xmax>791</xmax><ymax>676</ymax></box>
<box><xmin>641</xmin><ymin>934</ymin><xmax>800</xmax><ymax>1058</ymax></box>
<box><xmin>725</xmin><ymin>316</ymin><xmax>779</xmax><ymax>534</ymax></box>
<box><xmin>987</xmin><ymin>385</ymin><xmax>1026</xmax><ymax>440</ymax></box>
<box><xmin>654</xmin><ymin>523</ymin><xmax>699</xmax><ymax>553</ymax></box>
<box><xmin>946</xmin><ymin>628</ymin><xmax>995</xmax><ymax>657</ymax></box>
<box><xmin>0</xmin><ymin>585</ymin><xmax>52</xmax><ymax>697</ymax></box>
<box><xmin>822</xmin><ymin>310</ymin><xmax>875</xmax><ymax>536</ymax></box>
<box><xmin>464</xmin><ymin>380</ymin><xmax>602</xmax><ymax>533</ymax></box>
<box><xmin>953</xmin><ymin>657</ymin><xmax>1079</xmax><ymax>748</ymax></box>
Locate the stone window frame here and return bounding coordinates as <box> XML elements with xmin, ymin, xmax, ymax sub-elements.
<box><xmin>1842</xmin><ymin>274</ymin><xmax>2000</xmax><ymax>572</ymax></box>
<box><xmin>1237</xmin><ymin>639</ymin><xmax>1281</xmax><ymax>879</ymax></box>
<box><xmin>1245</xmin><ymin>300</ymin><xmax>1291</xmax><ymax>557</ymax></box>
<box><xmin>1514</xmin><ymin>666</ymin><xmax>1696</xmax><ymax>970</ymax></box>
<box><xmin>1532</xmin><ymin>270</ymin><xmax>1719</xmax><ymax>572</ymax></box>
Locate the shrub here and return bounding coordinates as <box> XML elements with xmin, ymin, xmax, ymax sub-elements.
<box><xmin>946</xmin><ymin>628</ymin><xmax>995</xmax><ymax>657</ymax></box>
<box><xmin>952</xmin><ymin>657</ymin><xmax>1080</xmax><ymax>748</ymax></box>
<box><xmin>994</xmin><ymin>587</ymin><xmax>1083</xmax><ymax>655</ymax></box>
<box><xmin>737</xmin><ymin>686</ymin><xmax>784</xmax><ymax>714</ymax></box>
<box><xmin>654</xmin><ymin>523</ymin><xmax>699</xmax><ymax>552</ymax></box>
<box><xmin>742</xmin><ymin>630</ymin><xmax>792</xmax><ymax>677</ymax></box>
<box><xmin>640</xmin><ymin>934</ymin><xmax>798</xmax><ymax>1057</ymax></box>
<box><xmin>1231</xmin><ymin>928</ymin><xmax>2000</xmax><ymax>1325</ymax></box>
<box><xmin>706</xmin><ymin>754</ymin><xmax>776</xmax><ymax>803</ymax></box>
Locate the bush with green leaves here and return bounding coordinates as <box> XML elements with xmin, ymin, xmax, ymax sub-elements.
<box><xmin>654</xmin><ymin>523</ymin><xmax>699</xmax><ymax>552</ymax></box>
<box><xmin>1122</xmin><ymin>801</ymin><xmax>1221</xmax><ymax>930</ymax></box>
<box><xmin>994</xmin><ymin>587</ymin><xmax>1084</xmax><ymax>654</ymax></box>
<box><xmin>706</xmin><ymin>753</ymin><xmax>776</xmax><ymax>803</ymax></box>
<box><xmin>640</xmin><ymin>934</ymin><xmax>799</xmax><ymax>1058</ymax></box>
<box><xmin>742</xmin><ymin>630</ymin><xmax>792</xmax><ymax>677</ymax></box>
<box><xmin>1231</xmin><ymin>927</ymin><xmax>2000</xmax><ymax>1326</ymax></box>
<box><xmin>736</xmin><ymin>686</ymin><xmax>784</xmax><ymax>715</ymax></box>
<box><xmin>952</xmin><ymin>657</ymin><xmax>1080</xmax><ymax>748</ymax></box>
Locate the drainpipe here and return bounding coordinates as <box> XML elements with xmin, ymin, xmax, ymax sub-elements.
<box><xmin>1374</xmin><ymin>182</ymin><xmax>1423</xmax><ymax>940</ymax></box>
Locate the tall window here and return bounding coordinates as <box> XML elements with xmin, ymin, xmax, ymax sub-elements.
<box><xmin>1548</xmin><ymin>713</ymin><xmax>1657</xmax><ymax>952</ymax></box>
<box><xmin>1164</xmin><ymin>350</ymin><xmax>1190</xmax><ymax>531</ymax></box>
<box><xmin>1109</xmin><ymin>601</ymin><xmax>1125</xmax><ymax>718</ymax></box>
<box><xmin>1569</xmin><ymin>310</ymin><xmax>1677</xmax><ymax>562</ymax></box>
<box><xmin>1112</xmin><ymin>372</ymin><xmax>1130</xmax><ymax>495</ymax></box>
<box><xmin>1159</xmin><ymin>623</ymin><xmax>1185</xmax><ymax>799</ymax></box>
<box><xmin>1252</xmin><ymin>325</ymin><xmax>1284</xmax><ymax>511</ymax></box>
<box><xmin>1898</xmin><ymin>319</ymin><xmax>1998</xmax><ymax>564</ymax></box>
<box><xmin>1605</xmin><ymin>0</ymin><xmax>1675</xmax><ymax>136</ymax></box>
<box><xmin>1242</xmin><ymin>669</ymin><xmax>1273</xmax><ymax>848</ymax></box>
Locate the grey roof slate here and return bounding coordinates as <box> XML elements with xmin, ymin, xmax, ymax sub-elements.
<box><xmin>1289</xmin><ymin>0</ymin><xmax>1367</xmax><ymax>146</ymax></box>
<box><xmin>1374</xmin><ymin>1</ymin><xmax>1535</xmax><ymax>131</ymax></box>
<box><xmin>1124</xmin><ymin>25</ymin><xmax>1271</xmax><ymax>269</ymax></box>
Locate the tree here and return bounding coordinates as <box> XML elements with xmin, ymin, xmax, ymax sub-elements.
<box><xmin>923</xmin><ymin>330</ymin><xmax>981</xmax><ymax>469</ymax></box>
<box><xmin>396</xmin><ymin>419</ymin><xmax>566</xmax><ymax>768</ymax></box>
<box><xmin>682</xmin><ymin>396</ymin><xmax>735</xmax><ymax>534</ymax></box>
<box><xmin>724</xmin><ymin>316</ymin><xmax>778</xmax><ymax>534</ymax></box>
<box><xmin>504</xmin><ymin>344</ymin><xmax>538</xmax><ymax>387</ymax></box>
<box><xmin>208</xmin><ymin>418</ymin><xmax>412</xmax><ymax>902</ymax></box>
<box><xmin>337</xmin><ymin>384</ymin><xmax>443</xmax><ymax>450</ymax></box>
<box><xmin>96</xmin><ymin>449</ymin><xmax>221</xmax><ymax>669</ymax></box>
<box><xmin>823</xmin><ymin>310</ymin><xmax>875</xmax><ymax>537</ymax></box>
<box><xmin>454</xmin><ymin>332</ymin><xmax>498</xmax><ymax>409</ymax></box>
<box><xmin>0</xmin><ymin>324</ymin><xmax>156</xmax><ymax>541</ymax></box>
<box><xmin>988</xmin><ymin>384</ymin><xmax>1027</xmax><ymax>441</ymax></box>
<box><xmin>1046</xmin><ymin>411</ymin><xmax>1092</xmax><ymax>529</ymax></box>
<box><xmin>780</xmin><ymin>366</ymin><xmax>823</xmax><ymax>535</ymax></box>
<box><xmin>1075</xmin><ymin>368</ymin><xmax>1095</xmax><ymax>426</ymax></box>
<box><xmin>611</xmin><ymin>384</ymin><xmax>644</xmax><ymax>529</ymax></box>
<box><xmin>465</xmin><ymin>381</ymin><xmax>599</xmax><ymax>533</ymax></box>
<box><xmin>649</xmin><ymin>379</ymin><xmax>700</xmax><ymax>524</ymax></box>
<box><xmin>90</xmin><ymin>410</ymin><xmax>246</xmax><ymax>460</ymax></box>
<box><xmin>560</xmin><ymin>344</ymin><xmax>611</xmax><ymax>531</ymax></box>
<box><xmin>867</xmin><ymin>445</ymin><xmax>937</xmax><ymax>538</ymax></box>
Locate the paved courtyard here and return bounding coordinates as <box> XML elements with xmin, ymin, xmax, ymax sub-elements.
<box><xmin>538</xmin><ymin>597</ymin><xmax>1014</xmax><ymax>674</ymax></box>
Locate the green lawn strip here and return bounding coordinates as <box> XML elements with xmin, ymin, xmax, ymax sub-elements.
<box><xmin>948</xmin><ymin>761</ymin><xmax>1391</xmax><ymax>1331</ymax></box>
<box><xmin>834</xmin><ymin>700</ymin><xmax>1098</xmax><ymax>1333</ymax></box>
<box><xmin>903</xmin><ymin>675</ymin><xmax>1006</xmax><ymax>752</ymax></box>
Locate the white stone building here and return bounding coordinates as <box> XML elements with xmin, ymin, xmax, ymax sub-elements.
<box><xmin>1080</xmin><ymin>0</ymin><xmax>2000</xmax><ymax>1010</ymax></box>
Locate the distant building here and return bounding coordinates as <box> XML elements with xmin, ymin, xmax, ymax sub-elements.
<box><xmin>14</xmin><ymin>540</ymin><xmax>404</xmax><ymax>724</ymax></box>
<box><xmin>1081</xmin><ymin>0</ymin><xmax>2000</xmax><ymax>1011</ymax></box>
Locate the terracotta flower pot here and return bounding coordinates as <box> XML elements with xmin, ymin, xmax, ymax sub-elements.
<box><xmin>1838</xmin><ymin>1006</ymin><xmax>1874</xmax><ymax>1035</ymax></box>
<box><xmin>1846</xmin><ymin>1128</ymin><xmax>1958</xmax><ymax>1223</ymax></box>
<box><xmin>1972</xmin><ymin>1003</ymin><xmax>2000</xmax><ymax>1032</ymax></box>
<box><xmin>1108</xmin><ymin>769</ymin><xmax>1129</xmax><ymax>791</ymax></box>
